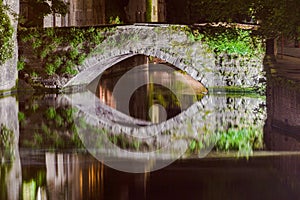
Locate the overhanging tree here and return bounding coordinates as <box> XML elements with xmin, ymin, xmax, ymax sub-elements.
<box><xmin>184</xmin><ymin>0</ymin><xmax>300</xmax><ymax>39</ymax></box>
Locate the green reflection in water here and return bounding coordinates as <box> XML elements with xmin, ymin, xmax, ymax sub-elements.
<box><xmin>20</xmin><ymin>95</ymin><xmax>84</xmax><ymax>150</ymax></box>
<box><xmin>216</xmin><ymin>127</ymin><xmax>263</xmax><ymax>157</ymax></box>
<box><xmin>0</xmin><ymin>124</ymin><xmax>15</xmax><ymax>200</ymax></box>
<box><xmin>19</xmin><ymin>90</ymin><xmax>266</xmax><ymax>158</ymax></box>
<box><xmin>0</xmin><ymin>124</ymin><xmax>14</xmax><ymax>162</ymax></box>
<box><xmin>22</xmin><ymin>180</ymin><xmax>36</xmax><ymax>200</ymax></box>
<box><xmin>22</xmin><ymin>165</ymin><xmax>47</xmax><ymax>200</ymax></box>
<box><xmin>186</xmin><ymin>93</ymin><xmax>265</xmax><ymax>157</ymax></box>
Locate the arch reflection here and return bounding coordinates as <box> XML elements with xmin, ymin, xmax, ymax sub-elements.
<box><xmin>94</xmin><ymin>54</ymin><xmax>207</xmax><ymax>123</ymax></box>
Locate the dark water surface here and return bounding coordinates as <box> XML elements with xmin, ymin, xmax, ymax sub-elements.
<box><xmin>1</xmin><ymin>59</ymin><xmax>300</xmax><ymax>199</ymax></box>
<box><xmin>14</xmin><ymin>151</ymin><xmax>300</xmax><ymax>200</ymax></box>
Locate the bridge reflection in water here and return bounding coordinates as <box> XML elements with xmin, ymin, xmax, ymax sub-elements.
<box><xmin>96</xmin><ymin>54</ymin><xmax>207</xmax><ymax>123</ymax></box>
<box><xmin>1</xmin><ymin>70</ymin><xmax>300</xmax><ymax>198</ymax></box>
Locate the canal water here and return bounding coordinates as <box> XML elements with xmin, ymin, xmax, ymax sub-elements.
<box><xmin>1</xmin><ymin>56</ymin><xmax>300</xmax><ymax>199</ymax></box>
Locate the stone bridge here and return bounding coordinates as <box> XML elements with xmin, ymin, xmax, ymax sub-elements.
<box><xmin>64</xmin><ymin>24</ymin><xmax>265</xmax><ymax>91</ymax></box>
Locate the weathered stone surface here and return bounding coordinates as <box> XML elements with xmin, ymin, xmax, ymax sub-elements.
<box><xmin>64</xmin><ymin>24</ymin><xmax>265</xmax><ymax>90</ymax></box>
<box><xmin>18</xmin><ymin>24</ymin><xmax>265</xmax><ymax>90</ymax></box>
<box><xmin>0</xmin><ymin>96</ymin><xmax>21</xmax><ymax>200</ymax></box>
<box><xmin>64</xmin><ymin>53</ymin><xmax>136</xmax><ymax>90</ymax></box>
<box><xmin>0</xmin><ymin>97</ymin><xmax>19</xmax><ymax>139</ymax></box>
<box><xmin>65</xmin><ymin>90</ymin><xmax>266</xmax><ymax>152</ymax></box>
<box><xmin>60</xmin><ymin>90</ymin><xmax>266</xmax><ymax>172</ymax></box>
<box><xmin>0</xmin><ymin>0</ymin><xmax>19</xmax><ymax>91</ymax></box>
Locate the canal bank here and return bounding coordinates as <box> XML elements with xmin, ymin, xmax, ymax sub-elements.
<box><xmin>274</xmin><ymin>47</ymin><xmax>300</xmax><ymax>82</ymax></box>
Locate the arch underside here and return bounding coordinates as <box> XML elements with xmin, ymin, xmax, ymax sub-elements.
<box><xmin>64</xmin><ymin>49</ymin><xmax>211</xmax><ymax>90</ymax></box>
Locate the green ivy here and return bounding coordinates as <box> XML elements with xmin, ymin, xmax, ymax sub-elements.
<box><xmin>17</xmin><ymin>60</ymin><xmax>25</xmax><ymax>71</ymax></box>
<box><xmin>109</xmin><ymin>16</ymin><xmax>123</xmax><ymax>24</ymax></box>
<box><xmin>18</xmin><ymin>26</ymin><xmax>116</xmax><ymax>77</ymax></box>
<box><xmin>188</xmin><ymin>26</ymin><xmax>264</xmax><ymax>57</ymax></box>
<box><xmin>0</xmin><ymin>2</ymin><xmax>14</xmax><ymax>65</ymax></box>
<box><xmin>215</xmin><ymin>127</ymin><xmax>263</xmax><ymax>157</ymax></box>
<box><xmin>168</xmin><ymin>25</ymin><xmax>264</xmax><ymax>57</ymax></box>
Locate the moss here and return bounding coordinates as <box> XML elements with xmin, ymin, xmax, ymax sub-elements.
<box><xmin>0</xmin><ymin>84</ymin><xmax>18</xmax><ymax>97</ymax></box>
<box><xmin>146</xmin><ymin>0</ymin><xmax>152</xmax><ymax>22</ymax></box>
<box><xmin>209</xmin><ymin>86</ymin><xmax>257</xmax><ymax>93</ymax></box>
<box><xmin>18</xmin><ymin>26</ymin><xmax>117</xmax><ymax>78</ymax></box>
<box><xmin>0</xmin><ymin>2</ymin><xmax>14</xmax><ymax>65</ymax></box>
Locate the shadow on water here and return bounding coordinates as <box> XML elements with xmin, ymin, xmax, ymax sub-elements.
<box><xmin>1</xmin><ymin>68</ymin><xmax>300</xmax><ymax>199</ymax></box>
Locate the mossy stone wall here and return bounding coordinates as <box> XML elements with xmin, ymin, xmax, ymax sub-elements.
<box><xmin>0</xmin><ymin>0</ymin><xmax>19</xmax><ymax>91</ymax></box>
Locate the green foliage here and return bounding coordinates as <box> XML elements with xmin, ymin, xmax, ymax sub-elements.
<box><xmin>109</xmin><ymin>16</ymin><xmax>123</xmax><ymax>24</ymax></box>
<box><xmin>253</xmin><ymin>0</ymin><xmax>300</xmax><ymax>38</ymax></box>
<box><xmin>71</xmin><ymin>131</ymin><xmax>84</xmax><ymax>149</ymax></box>
<box><xmin>45</xmin><ymin>107</ymin><xmax>56</xmax><ymax>120</ymax></box>
<box><xmin>31</xmin><ymin>103</ymin><xmax>39</xmax><ymax>112</ymax></box>
<box><xmin>30</xmin><ymin>71</ymin><xmax>38</xmax><ymax>78</ymax></box>
<box><xmin>181</xmin><ymin>0</ymin><xmax>300</xmax><ymax>38</ymax></box>
<box><xmin>188</xmin><ymin>29</ymin><xmax>204</xmax><ymax>41</ymax></box>
<box><xmin>168</xmin><ymin>25</ymin><xmax>193</xmax><ymax>35</ymax></box>
<box><xmin>53</xmin><ymin>56</ymin><xmax>63</xmax><ymax>69</ymax></box>
<box><xmin>21</xmin><ymin>100</ymin><xmax>84</xmax><ymax>149</ymax></box>
<box><xmin>0</xmin><ymin>3</ymin><xmax>14</xmax><ymax>65</ymax></box>
<box><xmin>146</xmin><ymin>0</ymin><xmax>152</xmax><ymax>22</ymax></box>
<box><xmin>104</xmin><ymin>0</ymin><xmax>127</xmax><ymax>23</ymax></box>
<box><xmin>31</xmin><ymin>37</ymin><xmax>42</xmax><ymax>49</ymax></box>
<box><xmin>45</xmin><ymin>63</ymin><xmax>56</xmax><ymax>76</ymax></box>
<box><xmin>33</xmin><ymin>133</ymin><xmax>43</xmax><ymax>145</ymax></box>
<box><xmin>206</xmin><ymin>29</ymin><xmax>252</xmax><ymax>55</ymax></box>
<box><xmin>189</xmin><ymin>139</ymin><xmax>204</xmax><ymax>153</ymax></box>
<box><xmin>55</xmin><ymin>114</ymin><xmax>63</xmax><ymax>127</ymax></box>
<box><xmin>215</xmin><ymin>127</ymin><xmax>263</xmax><ymax>157</ymax></box>
<box><xmin>77</xmin><ymin>53</ymin><xmax>87</xmax><ymax>65</ymax></box>
<box><xmin>18</xmin><ymin>27</ymin><xmax>114</xmax><ymax>77</ymax></box>
<box><xmin>18</xmin><ymin>112</ymin><xmax>26</xmax><ymax>122</ymax></box>
<box><xmin>0</xmin><ymin>124</ymin><xmax>14</xmax><ymax>149</ymax></box>
<box><xmin>169</xmin><ymin>24</ymin><xmax>264</xmax><ymax>58</ymax></box>
<box><xmin>0</xmin><ymin>124</ymin><xmax>14</xmax><ymax>162</ymax></box>
<box><xmin>189</xmin><ymin>27</ymin><xmax>264</xmax><ymax>56</ymax></box>
<box><xmin>69</xmin><ymin>49</ymin><xmax>79</xmax><ymax>60</ymax></box>
<box><xmin>17</xmin><ymin>60</ymin><xmax>25</xmax><ymax>71</ymax></box>
<box><xmin>62</xmin><ymin>60</ymin><xmax>77</xmax><ymax>75</ymax></box>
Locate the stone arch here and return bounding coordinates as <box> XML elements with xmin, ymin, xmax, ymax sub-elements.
<box><xmin>64</xmin><ymin>51</ymin><xmax>212</xmax><ymax>89</ymax></box>
<box><xmin>64</xmin><ymin>25</ymin><xmax>216</xmax><ymax>89</ymax></box>
<box><xmin>64</xmin><ymin>24</ymin><xmax>265</xmax><ymax>90</ymax></box>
